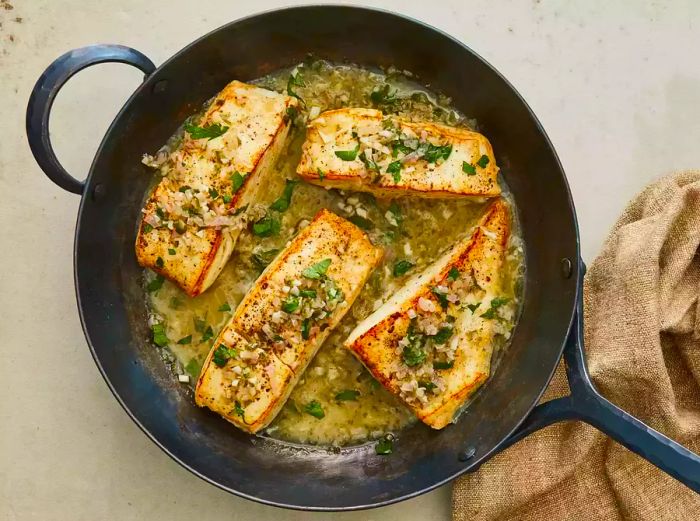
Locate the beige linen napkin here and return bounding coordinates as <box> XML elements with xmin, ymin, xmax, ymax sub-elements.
<box><xmin>453</xmin><ymin>171</ymin><xmax>700</xmax><ymax>520</ymax></box>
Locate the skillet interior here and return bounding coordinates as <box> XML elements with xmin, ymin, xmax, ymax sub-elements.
<box><xmin>74</xmin><ymin>6</ymin><xmax>579</xmax><ymax>510</ymax></box>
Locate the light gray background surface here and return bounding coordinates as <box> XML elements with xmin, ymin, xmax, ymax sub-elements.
<box><xmin>2</xmin><ymin>1</ymin><xmax>699</xmax><ymax>520</ymax></box>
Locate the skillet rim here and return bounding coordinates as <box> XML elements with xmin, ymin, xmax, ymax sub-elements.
<box><xmin>72</xmin><ymin>4</ymin><xmax>580</xmax><ymax>511</ymax></box>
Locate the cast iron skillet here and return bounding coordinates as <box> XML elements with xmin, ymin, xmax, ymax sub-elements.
<box><xmin>25</xmin><ymin>5</ymin><xmax>700</xmax><ymax>510</ymax></box>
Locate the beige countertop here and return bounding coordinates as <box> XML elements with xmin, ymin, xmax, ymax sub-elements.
<box><xmin>2</xmin><ymin>1</ymin><xmax>699</xmax><ymax>519</ymax></box>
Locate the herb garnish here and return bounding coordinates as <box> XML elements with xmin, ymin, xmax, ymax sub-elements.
<box><xmin>304</xmin><ymin>400</ymin><xmax>325</xmax><ymax>419</ymax></box>
<box><xmin>423</xmin><ymin>144</ymin><xmax>452</xmax><ymax>163</ymax></box>
<box><xmin>185</xmin><ymin>357</ymin><xmax>202</xmax><ymax>379</ymax></box>
<box><xmin>432</xmin><ymin>326</ymin><xmax>453</xmax><ymax>345</ymax></box>
<box><xmin>466</xmin><ymin>302</ymin><xmax>481</xmax><ymax>313</ymax></box>
<box><xmin>251</xmin><ymin>248</ymin><xmax>280</xmax><ymax>270</ymax></box>
<box><xmin>301</xmin><ymin>318</ymin><xmax>311</xmax><ymax>340</ymax></box>
<box><xmin>370</xmin><ymin>84</ymin><xmax>397</xmax><ymax>107</ymax></box>
<box><xmin>212</xmin><ymin>343</ymin><xmax>237</xmax><ymax>367</ymax></box>
<box><xmin>433</xmin><ymin>360</ymin><xmax>454</xmax><ymax>370</ymax></box>
<box><xmin>270</xmin><ymin>180</ymin><xmax>297</xmax><ymax>212</ymax></box>
<box><xmin>218</xmin><ymin>303</ymin><xmax>231</xmax><ymax>312</ymax></box>
<box><xmin>348</xmin><ymin>215</ymin><xmax>374</xmax><ymax>230</ymax></box>
<box><xmin>448</xmin><ymin>266</ymin><xmax>460</xmax><ymax>280</ymax></box>
<box><xmin>462</xmin><ymin>161</ymin><xmax>476</xmax><ymax>175</ymax></box>
<box><xmin>335</xmin><ymin>389</ymin><xmax>360</xmax><ymax>401</ymax></box>
<box><xmin>287</xmin><ymin>70</ymin><xmax>305</xmax><ymax>103</ymax></box>
<box><xmin>402</xmin><ymin>320</ymin><xmax>427</xmax><ymax>367</ymax></box>
<box><xmin>143</xmin><ymin>223</ymin><xmax>153</xmax><ymax>233</ymax></box>
<box><xmin>481</xmin><ymin>297</ymin><xmax>509</xmax><ymax>319</ymax></box>
<box><xmin>252</xmin><ymin>214</ymin><xmax>281</xmax><ymax>237</ymax></box>
<box><xmin>302</xmin><ymin>258</ymin><xmax>332</xmax><ymax>280</ymax></box>
<box><xmin>386</xmin><ymin>160</ymin><xmax>402</xmax><ymax>182</ymax></box>
<box><xmin>233</xmin><ymin>401</ymin><xmax>245</xmax><ymax>418</ymax></box>
<box><xmin>201</xmin><ymin>325</ymin><xmax>214</xmax><ymax>342</ymax></box>
<box><xmin>230</xmin><ymin>171</ymin><xmax>246</xmax><ymax>193</ymax></box>
<box><xmin>155</xmin><ymin>256</ymin><xmax>164</xmax><ymax>268</ymax></box>
<box><xmin>476</xmin><ymin>154</ymin><xmax>490</xmax><ymax>168</ymax></box>
<box><xmin>151</xmin><ymin>323</ymin><xmax>168</xmax><ymax>347</ymax></box>
<box><xmin>335</xmin><ymin>143</ymin><xmax>360</xmax><ymax>161</ymax></box>
<box><xmin>393</xmin><ymin>259</ymin><xmax>415</xmax><ymax>277</ymax></box>
<box><xmin>375</xmin><ymin>436</ymin><xmax>393</xmax><ymax>455</ymax></box>
<box><xmin>147</xmin><ymin>274</ymin><xmax>165</xmax><ymax>293</ymax></box>
<box><xmin>282</xmin><ymin>297</ymin><xmax>300</xmax><ymax>313</ymax></box>
<box><xmin>317</xmin><ymin>168</ymin><xmax>326</xmax><ymax>181</ymax></box>
<box><xmin>177</xmin><ymin>335</ymin><xmax>192</xmax><ymax>345</ymax></box>
<box><xmin>184</xmin><ymin>122</ymin><xmax>229</xmax><ymax>140</ymax></box>
<box><xmin>431</xmin><ymin>287</ymin><xmax>449</xmax><ymax>309</ymax></box>
<box><xmin>168</xmin><ymin>248</ymin><xmax>176</xmax><ymax>255</ymax></box>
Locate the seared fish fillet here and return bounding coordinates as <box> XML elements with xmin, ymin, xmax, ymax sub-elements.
<box><xmin>195</xmin><ymin>209</ymin><xmax>383</xmax><ymax>433</ymax></box>
<box><xmin>345</xmin><ymin>200</ymin><xmax>511</xmax><ymax>429</ymax></box>
<box><xmin>296</xmin><ymin>108</ymin><xmax>500</xmax><ymax>199</ymax></box>
<box><xmin>135</xmin><ymin>81</ymin><xmax>298</xmax><ymax>296</ymax></box>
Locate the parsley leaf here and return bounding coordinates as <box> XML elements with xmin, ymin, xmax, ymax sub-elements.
<box><xmin>212</xmin><ymin>343</ymin><xmax>237</xmax><ymax>367</ymax></box>
<box><xmin>466</xmin><ymin>302</ymin><xmax>481</xmax><ymax>313</ymax></box>
<box><xmin>370</xmin><ymin>84</ymin><xmax>397</xmax><ymax>107</ymax></box>
<box><xmin>286</xmin><ymin>70</ymin><xmax>305</xmax><ymax>103</ymax></box>
<box><xmin>252</xmin><ymin>214</ymin><xmax>281</xmax><ymax>237</ymax></box>
<box><xmin>282</xmin><ymin>297</ymin><xmax>300</xmax><ymax>313</ymax></box>
<box><xmin>480</xmin><ymin>297</ymin><xmax>509</xmax><ymax>319</ymax></box>
<box><xmin>217</xmin><ymin>303</ymin><xmax>231</xmax><ymax>312</ymax></box>
<box><xmin>388</xmin><ymin>201</ymin><xmax>402</xmax><ymax>227</ymax></box>
<box><xmin>147</xmin><ymin>274</ymin><xmax>164</xmax><ymax>293</ymax></box>
<box><xmin>230</xmin><ymin>171</ymin><xmax>246</xmax><ymax>193</ymax></box>
<box><xmin>418</xmin><ymin>381</ymin><xmax>437</xmax><ymax>391</ymax></box>
<box><xmin>432</xmin><ymin>326</ymin><xmax>453</xmax><ymax>345</ymax></box>
<box><xmin>155</xmin><ymin>256</ymin><xmax>164</xmax><ymax>268</ymax></box>
<box><xmin>143</xmin><ymin>223</ymin><xmax>153</xmax><ymax>233</ymax></box>
<box><xmin>304</xmin><ymin>400</ymin><xmax>325</xmax><ymax>419</ymax></box>
<box><xmin>462</xmin><ymin>161</ymin><xmax>476</xmax><ymax>175</ymax></box>
<box><xmin>431</xmin><ymin>287</ymin><xmax>449</xmax><ymax>309</ymax></box>
<box><xmin>201</xmin><ymin>325</ymin><xmax>214</xmax><ymax>343</ymax></box>
<box><xmin>251</xmin><ymin>248</ymin><xmax>280</xmax><ymax>270</ymax></box>
<box><xmin>349</xmin><ymin>215</ymin><xmax>374</xmax><ymax>230</ymax></box>
<box><xmin>208</xmin><ymin>187</ymin><xmax>219</xmax><ymax>199</ymax></box>
<box><xmin>335</xmin><ymin>389</ymin><xmax>360</xmax><ymax>401</ymax></box>
<box><xmin>448</xmin><ymin>267</ymin><xmax>460</xmax><ymax>280</ymax></box>
<box><xmin>423</xmin><ymin>144</ymin><xmax>452</xmax><ymax>163</ymax></box>
<box><xmin>269</xmin><ymin>180</ymin><xmax>298</xmax><ymax>212</ymax></box>
<box><xmin>302</xmin><ymin>258</ymin><xmax>332</xmax><ymax>279</ymax></box>
<box><xmin>299</xmin><ymin>289</ymin><xmax>317</xmax><ymax>298</ymax></box>
<box><xmin>317</xmin><ymin>168</ymin><xmax>326</xmax><ymax>181</ymax></box>
<box><xmin>177</xmin><ymin>335</ymin><xmax>192</xmax><ymax>345</ymax></box>
<box><xmin>476</xmin><ymin>154</ymin><xmax>490</xmax><ymax>168</ymax></box>
<box><xmin>185</xmin><ymin>357</ymin><xmax>202</xmax><ymax>379</ymax></box>
<box><xmin>335</xmin><ymin>143</ymin><xmax>360</xmax><ymax>161</ymax></box>
<box><xmin>301</xmin><ymin>318</ymin><xmax>311</xmax><ymax>340</ymax></box>
<box><xmin>375</xmin><ymin>436</ymin><xmax>393</xmax><ymax>455</ymax></box>
<box><xmin>184</xmin><ymin>122</ymin><xmax>229</xmax><ymax>140</ymax></box>
<box><xmin>151</xmin><ymin>323</ymin><xmax>168</xmax><ymax>347</ymax></box>
<box><xmin>233</xmin><ymin>401</ymin><xmax>245</xmax><ymax>418</ymax></box>
<box><xmin>387</xmin><ymin>160</ymin><xmax>402</xmax><ymax>182</ymax></box>
<box><xmin>168</xmin><ymin>248</ymin><xmax>176</xmax><ymax>255</ymax></box>
<box><xmin>359</xmin><ymin>151</ymin><xmax>379</xmax><ymax>171</ymax></box>
<box><xmin>433</xmin><ymin>360</ymin><xmax>454</xmax><ymax>370</ymax></box>
<box><xmin>393</xmin><ymin>259</ymin><xmax>415</xmax><ymax>277</ymax></box>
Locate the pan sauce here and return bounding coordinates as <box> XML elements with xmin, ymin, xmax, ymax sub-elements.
<box><xmin>144</xmin><ymin>60</ymin><xmax>524</xmax><ymax>446</ymax></box>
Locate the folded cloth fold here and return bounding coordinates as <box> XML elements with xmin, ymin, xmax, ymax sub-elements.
<box><xmin>453</xmin><ymin>171</ymin><xmax>700</xmax><ymax>521</ymax></box>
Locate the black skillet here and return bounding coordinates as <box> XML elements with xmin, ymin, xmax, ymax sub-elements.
<box><xmin>25</xmin><ymin>5</ymin><xmax>700</xmax><ymax>510</ymax></box>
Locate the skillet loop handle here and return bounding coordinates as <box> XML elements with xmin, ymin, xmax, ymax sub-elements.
<box><xmin>500</xmin><ymin>280</ymin><xmax>700</xmax><ymax>493</ymax></box>
<box><xmin>26</xmin><ymin>44</ymin><xmax>156</xmax><ymax>195</ymax></box>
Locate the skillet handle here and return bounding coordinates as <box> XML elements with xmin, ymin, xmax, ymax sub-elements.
<box><xmin>26</xmin><ymin>44</ymin><xmax>156</xmax><ymax>195</ymax></box>
<box><xmin>500</xmin><ymin>293</ymin><xmax>700</xmax><ymax>493</ymax></box>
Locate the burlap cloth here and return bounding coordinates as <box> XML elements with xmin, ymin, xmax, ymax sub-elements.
<box><xmin>453</xmin><ymin>171</ymin><xmax>700</xmax><ymax>520</ymax></box>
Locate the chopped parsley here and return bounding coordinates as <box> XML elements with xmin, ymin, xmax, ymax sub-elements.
<box><xmin>418</xmin><ymin>381</ymin><xmax>437</xmax><ymax>392</ymax></box>
<box><xmin>217</xmin><ymin>303</ymin><xmax>231</xmax><ymax>312</ymax></box>
<box><xmin>151</xmin><ymin>323</ymin><xmax>168</xmax><ymax>347</ymax></box>
<box><xmin>251</xmin><ymin>248</ymin><xmax>280</xmax><ymax>270</ymax></box>
<box><xmin>193</xmin><ymin>316</ymin><xmax>206</xmax><ymax>333</ymax></box>
<box><xmin>252</xmin><ymin>214</ymin><xmax>281</xmax><ymax>237</ymax></box>
<box><xmin>299</xmin><ymin>289</ymin><xmax>317</xmax><ymax>298</ymax></box>
<box><xmin>208</xmin><ymin>187</ymin><xmax>219</xmax><ymax>199</ymax></box>
<box><xmin>370</xmin><ymin>83</ymin><xmax>397</xmax><ymax>107</ymax></box>
<box><xmin>201</xmin><ymin>325</ymin><xmax>214</xmax><ymax>342</ymax></box>
<box><xmin>386</xmin><ymin>160</ymin><xmax>402</xmax><ymax>182</ymax></box>
<box><xmin>233</xmin><ymin>401</ymin><xmax>245</xmax><ymax>418</ymax></box>
<box><xmin>335</xmin><ymin>389</ymin><xmax>360</xmax><ymax>401</ymax></box>
<box><xmin>184</xmin><ymin>122</ymin><xmax>229</xmax><ymax>140</ymax></box>
<box><xmin>177</xmin><ymin>335</ymin><xmax>192</xmax><ymax>345</ymax></box>
<box><xmin>448</xmin><ymin>266</ymin><xmax>460</xmax><ymax>280</ymax></box>
<box><xmin>431</xmin><ymin>287</ymin><xmax>449</xmax><ymax>309</ymax></box>
<box><xmin>230</xmin><ymin>171</ymin><xmax>246</xmax><ymax>193</ymax></box>
<box><xmin>212</xmin><ymin>344</ymin><xmax>237</xmax><ymax>367</ymax></box>
<box><xmin>375</xmin><ymin>436</ymin><xmax>393</xmax><ymax>455</ymax></box>
<box><xmin>185</xmin><ymin>357</ymin><xmax>202</xmax><ymax>379</ymax></box>
<box><xmin>335</xmin><ymin>143</ymin><xmax>360</xmax><ymax>161</ymax></box>
<box><xmin>359</xmin><ymin>151</ymin><xmax>379</xmax><ymax>171</ymax></box>
<box><xmin>476</xmin><ymin>154</ymin><xmax>490</xmax><ymax>168</ymax></box>
<box><xmin>269</xmin><ymin>180</ymin><xmax>297</xmax><ymax>212</ymax></box>
<box><xmin>304</xmin><ymin>400</ymin><xmax>325</xmax><ymax>419</ymax></box>
<box><xmin>432</xmin><ymin>326</ymin><xmax>453</xmax><ymax>345</ymax></box>
<box><xmin>462</xmin><ymin>161</ymin><xmax>476</xmax><ymax>175</ymax></box>
<box><xmin>286</xmin><ymin>70</ymin><xmax>305</xmax><ymax>103</ymax></box>
<box><xmin>317</xmin><ymin>168</ymin><xmax>326</xmax><ymax>181</ymax></box>
<box><xmin>168</xmin><ymin>248</ymin><xmax>176</xmax><ymax>255</ymax></box>
<box><xmin>146</xmin><ymin>274</ymin><xmax>164</xmax><ymax>293</ymax></box>
<box><xmin>155</xmin><ymin>256</ymin><xmax>164</xmax><ymax>268</ymax></box>
<box><xmin>402</xmin><ymin>321</ymin><xmax>427</xmax><ymax>367</ymax></box>
<box><xmin>466</xmin><ymin>302</ymin><xmax>481</xmax><ymax>313</ymax></box>
<box><xmin>143</xmin><ymin>223</ymin><xmax>153</xmax><ymax>233</ymax></box>
<box><xmin>302</xmin><ymin>258</ymin><xmax>332</xmax><ymax>280</ymax></box>
<box><xmin>169</xmin><ymin>296</ymin><xmax>182</xmax><ymax>309</ymax></box>
<box><xmin>222</xmin><ymin>194</ymin><xmax>232</xmax><ymax>204</ymax></box>
<box><xmin>281</xmin><ymin>297</ymin><xmax>300</xmax><ymax>313</ymax></box>
<box><xmin>433</xmin><ymin>360</ymin><xmax>454</xmax><ymax>370</ymax></box>
<box><xmin>393</xmin><ymin>259</ymin><xmax>415</xmax><ymax>277</ymax></box>
<box><xmin>348</xmin><ymin>215</ymin><xmax>374</xmax><ymax>230</ymax></box>
<box><xmin>388</xmin><ymin>201</ymin><xmax>402</xmax><ymax>227</ymax></box>
<box><xmin>423</xmin><ymin>144</ymin><xmax>452</xmax><ymax>163</ymax></box>
<box><xmin>301</xmin><ymin>318</ymin><xmax>311</xmax><ymax>340</ymax></box>
<box><xmin>481</xmin><ymin>297</ymin><xmax>509</xmax><ymax>319</ymax></box>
